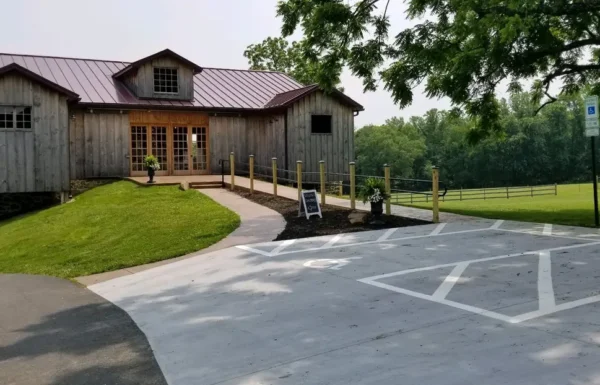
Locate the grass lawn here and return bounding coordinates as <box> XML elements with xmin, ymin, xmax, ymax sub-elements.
<box><xmin>0</xmin><ymin>181</ymin><xmax>240</xmax><ymax>278</ymax></box>
<box><xmin>402</xmin><ymin>183</ymin><xmax>599</xmax><ymax>227</ymax></box>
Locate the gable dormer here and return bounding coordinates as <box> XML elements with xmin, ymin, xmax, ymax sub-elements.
<box><xmin>113</xmin><ymin>49</ymin><xmax>202</xmax><ymax>101</ymax></box>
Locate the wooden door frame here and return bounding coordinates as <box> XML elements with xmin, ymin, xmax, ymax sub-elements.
<box><xmin>128</xmin><ymin>111</ymin><xmax>210</xmax><ymax>176</ymax></box>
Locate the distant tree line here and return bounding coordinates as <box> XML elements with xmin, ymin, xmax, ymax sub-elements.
<box><xmin>355</xmin><ymin>92</ymin><xmax>593</xmax><ymax>189</ymax></box>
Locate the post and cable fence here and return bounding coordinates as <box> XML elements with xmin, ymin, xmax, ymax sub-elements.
<box><xmin>219</xmin><ymin>153</ymin><xmax>559</xmax><ymax>223</ymax></box>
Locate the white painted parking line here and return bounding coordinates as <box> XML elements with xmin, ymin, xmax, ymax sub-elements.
<box><xmin>236</xmin><ymin>245</ymin><xmax>273</xmax><ymax>257</ymax></box>
<box><xmin>377</xmin><ymin>228</ymin><xmax>398</xmax><ymax>242</ymax></box>
<box><xmin>270</xmin><ymin>239</ymin><xmax>296</xmax><ymax>256</ymax></box>
<box><xmin>543</xmin><ymin>224</ymin><xmax>553</xmax><ymax>236</ymax></box>
<box><xmin>236</xmin><ymin>227</ymin><xmax>492</xmax><ymax>257</ymax></box>
<box><xmin>496</xmin><ymin>228</ymin><xmax>599</xmax><ymax>242</ymax></box>
<box><xmin>358</xmin><ymin>278</ymin><xmax>514</xmax><ymax>323</ymax></box>
<box><xmin>429</xmin><ymin>223</ymin><xmax>447</xmax><ymax>236</ymax></box>
<box><xmin>537</xmin><ymin>250</ymin><xmax>555</xmax><ymax>311</ymax></box>
<box><xmin>322</xmin><ymin>234</ymin><xmax>343</xmax><ymax>249</ymax></box>
<box><xmin>490</xmin><ymin>220</ymin><xmax>504</xmax><ymax>230</ymax></box>
<box><xmin>358</xmin><ymin>241</ymin><xmax>600</xmax><ymax>324</ymax></box>
<box><xmin>432</xmin><ymin>262</ymin><xmax>469</xmax><ymax>300</ymax></box>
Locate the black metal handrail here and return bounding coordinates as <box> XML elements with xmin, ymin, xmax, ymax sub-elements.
<box><xmin>218</xmin><ymin>159</ymin><xmax>229</xmax><ymax>188</ymax></box>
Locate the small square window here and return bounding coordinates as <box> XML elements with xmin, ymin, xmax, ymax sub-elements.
<box><xmin>0</xmin><ymin>106</ymin><xmax>31</xmax><ymax>130</ymax></box>
<box><xmin>311</xmin><ymin>115</ymin><xmax>332</xmax><ymax>134</ymax></box>
<box><xmin>153</xmin><ymin>67</ymin><xmax>179</xmax><ymax>94</ymax></box>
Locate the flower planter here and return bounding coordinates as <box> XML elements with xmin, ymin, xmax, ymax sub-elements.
<box><xmin>370</xmin><ymin>200</ymin><xmax>383</xmax><ymax>216</ymax></box>
<box><xmin>147</xmin><ymin>167</ymin><xmax>156</xmax><ymax>184</ymax></box>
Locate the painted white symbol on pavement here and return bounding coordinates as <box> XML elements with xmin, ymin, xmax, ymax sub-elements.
<box><xmin>304</xmin><ymin>257</ymin><xmax>362</xmax><ymax>270</ymax></box>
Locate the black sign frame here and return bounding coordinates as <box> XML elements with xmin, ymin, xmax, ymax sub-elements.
<box><xmin>298</xmin><ymin>189</ymin><xmax>322</xmax><ymax>219</ymax></box>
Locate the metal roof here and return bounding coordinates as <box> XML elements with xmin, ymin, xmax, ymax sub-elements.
<box><xmin>264</xmin><ymin>84</ymin><xmax>363</xmax><ymax>111</ymax></box>
<box><xmin>0</xmin><ymin>52</ymin><xmax>363</xmax><ymax>111</ymax></box>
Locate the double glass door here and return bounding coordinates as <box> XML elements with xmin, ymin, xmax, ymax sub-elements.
<box><xmin>130</xmin><ymin>125</ymin><xmax>209</xmax><ymax>176</ymax></box>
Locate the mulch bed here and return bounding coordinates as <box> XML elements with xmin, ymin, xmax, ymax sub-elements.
<box><xmin>232</xmin><ymin>188</ymin><xmax>430</xmax><ymax>241</ymax></box>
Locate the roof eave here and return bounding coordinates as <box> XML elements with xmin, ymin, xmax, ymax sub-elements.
<box><xmin>0</xmin><ymin>63</ymin><xmax>80</xmax><ymax>101</ymax></box>
<box><xmin>113</xmin><ymin>49</ymin><xmax>203</xmax><ymax>79</ymax></box>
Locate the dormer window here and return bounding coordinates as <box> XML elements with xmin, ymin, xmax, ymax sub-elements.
<box><xmin>153</xmin><ymin>67</ymin><xmax>179</xmax><ymax>94</ymax></box>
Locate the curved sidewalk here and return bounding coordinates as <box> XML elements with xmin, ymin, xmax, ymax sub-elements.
<box><xmin>76</xmin><ymin>189</ymin><xmax>285</xmax><ymax>286</ymax></box>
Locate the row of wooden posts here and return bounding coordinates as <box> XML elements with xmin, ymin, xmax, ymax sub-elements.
<box><xmin>227</xmin><ymin>152</ymin><xmax>441</xmax><ymax>223</ymax></box>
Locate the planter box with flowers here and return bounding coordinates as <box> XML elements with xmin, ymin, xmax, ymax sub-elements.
<box><xmin>144</xmin><ymin>155</ymin><xmax>161</xmax><ymax>184</ymax></box>
<box><xmin>358</xmin><ymin>177</ymin><xmax>390</xmax><ymax>224</ymax></box>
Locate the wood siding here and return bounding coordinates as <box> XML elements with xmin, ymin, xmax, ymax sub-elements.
<box><xmin>69</xmin><ymin>110</ymin><xmax>130</xmax><ymax>179</ymax></box>
<box><xmin>208</xmin><ymin>115</ymin><xmax>247</xmax><ymax>172</ymax></box>
<box><xmin>208</xmin><ymin>114</ymin><xmax>286</xmax><ymax>174</ymax></box>
<box><xmin>124</xmin><ymin>57</ymin><xmax>194</xmax><ymax>100</ymax></box>
<box><xmin>286</xmin><ymin>91</ymin><xmax>354</xmax><ymax>179</ymax></box>
<box><xmin>0</xmin><ymin>73</ymin><xmax>70</xmax><ymax>193</ymax></box>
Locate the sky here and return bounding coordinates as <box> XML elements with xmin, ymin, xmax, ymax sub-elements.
<box><xmin>0</xmin><ymin>0</ymin><xmax>452</xmax><ymax>127</ymax></box>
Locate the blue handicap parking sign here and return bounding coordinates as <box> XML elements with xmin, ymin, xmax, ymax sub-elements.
<box><xmin>589</xmin><ymin>106</ymin><xmax>596</xmax><ymax>115</ymax></box>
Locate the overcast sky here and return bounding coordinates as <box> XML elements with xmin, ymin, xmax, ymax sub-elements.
<box><xmin>0</xmin><ymin>0</ymin><xmax>452</xmax><ymax>127</ymax></box>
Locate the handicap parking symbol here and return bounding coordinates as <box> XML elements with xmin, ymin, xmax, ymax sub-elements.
<box><xmin>589</xmin><ymin>106</ymin><xmax>596</xmax><ymax>115</ymax></box>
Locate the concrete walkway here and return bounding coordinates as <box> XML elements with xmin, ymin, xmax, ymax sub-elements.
<box><xmin>77</xmin><ymin>189</ymin><xmax>285</xmax><ymax>286</ymax></box>
<box><xmin>226</xmin><ymin>175</ymin><xmax>473</xmax><ymax>222</ymax></box>
<box><xmin>0</xmin><ymin>274</ymin><xmax>167</xmax><ymax>385</ymax></box>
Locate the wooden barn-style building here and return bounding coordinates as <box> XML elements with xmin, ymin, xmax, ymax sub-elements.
<box><xmin>0</xmin><ymin>49</ymin><xmax>363</xmax><ymax>196</ymax></box>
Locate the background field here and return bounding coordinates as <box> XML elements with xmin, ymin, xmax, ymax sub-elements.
<box><xmin>399</xmin><ymin>183</ymin><xmax>599</xmax><ymax>227</ymax></box>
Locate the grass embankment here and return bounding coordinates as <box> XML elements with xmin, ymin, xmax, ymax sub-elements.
<box><xmin>402</xmin><ymin>183</ymin><xmax>598</xmax><ymax>227</ymax></box>
<box><xmin>0</xmin><ymin>181</ymin><xmax>240</xmax><ymax>278</ymax></box>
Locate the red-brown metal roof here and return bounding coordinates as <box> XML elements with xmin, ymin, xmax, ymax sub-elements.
<box><xmin>0</xmin><ymin>63</ymin><xmax>80</xmax><ymax>101</ymax></box>
<box><xmin>264</xmin><ymin>84</ymin><xmax>364</xmax><ymax>111</ymax></box>
<box><xmin>0</xmin><ymin>52</ymin><xmax>362</xmax><ymax>111</ymax></box>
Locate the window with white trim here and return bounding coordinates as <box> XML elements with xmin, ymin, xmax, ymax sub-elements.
<box><xmin>153</xmin><ymin>67</ymin><xmax>179</xmax><ymax>94</ymax></box>
<box><xmin>0</xmin><ymin>106</ymin><xmax>31</xmax><ymax>129</ymax></box>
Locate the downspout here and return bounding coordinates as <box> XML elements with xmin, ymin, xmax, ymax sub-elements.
<box><xmin>284</xmin><ymin>111</ymin><xmax>289</xmax><ymax>172</ymax></box>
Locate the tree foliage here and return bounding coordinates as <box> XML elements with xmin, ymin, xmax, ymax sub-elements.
<box><xmin>276</xmin><ymin>0</ymin><xmax>600</xmax><ymax>140</ymax></box>
<box><xmin>355</xmin><ymin>91</ymin><xmax>591</xmax><ymax>188</ymax></box>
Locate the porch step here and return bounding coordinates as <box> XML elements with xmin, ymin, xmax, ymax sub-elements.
<box><xmin>189</xmin><ymin>181</ymin><xmax>224</xmax><ymax>189</ymax></box>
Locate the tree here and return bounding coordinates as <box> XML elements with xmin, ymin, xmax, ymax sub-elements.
<box><xmin>244</xmin><ymin>37</ymin><xmax>322</xmax><ymax>86</ymax></box>
<box><xmin>276</xmin><ymin>0</ymin><xmax>600</xmax><ymax>141</ymax></box>
<box><xmin>355</xmin><ymin>117</ymin><xmax>425</xmax><ymax>177</ymax></box>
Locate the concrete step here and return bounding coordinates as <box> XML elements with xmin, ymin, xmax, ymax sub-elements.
<box><xmin>189</xmin><ymin>181</ymin><xmax>223</xmax><ymax>189</ymax></box>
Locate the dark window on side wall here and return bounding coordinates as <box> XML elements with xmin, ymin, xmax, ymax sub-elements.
<box><xmin>311</xmin><ymin>115</ymin><xmax>332</xmax><ymax>134</ymax></box>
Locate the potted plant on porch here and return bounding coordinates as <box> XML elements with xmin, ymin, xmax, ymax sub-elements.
<box><xmin>144</xmin><ymin>155</ymin><xmax>161</xmax><ymax>184</ymax></box>
<box><xmin>359</xmin><ymin>177</ymin><xmax>390</xmax><ymax>223</ymax></box>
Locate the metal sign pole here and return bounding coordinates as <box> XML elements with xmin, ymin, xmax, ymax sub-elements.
<box><xmin>593</xmin><ymin>136</ymin><xmax>599</xmax><ymax>227</ymax></box>
<box><xmin>585</xmin><ymin>95</ymin><xmax>600</xmax><ymax>227</ymax></box>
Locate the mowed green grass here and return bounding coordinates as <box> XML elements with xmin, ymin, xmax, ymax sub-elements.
<box><xmin>0</xmin><ymin>181</ymin><xmax>240</xmax><ymax>278</ymax></box>
<box><xmin>401</xmin><ymin>183</ymin><xmax>599</xmax><ymax>227</ymax></box>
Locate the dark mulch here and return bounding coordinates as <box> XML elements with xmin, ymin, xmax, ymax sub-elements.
<box><xmin>232</xmin><ymin>188</ymin><xmax>430</xmax><ymax>240</ymax></box>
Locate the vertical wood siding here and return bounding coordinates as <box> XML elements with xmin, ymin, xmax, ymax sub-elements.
<box><xmin>69</xmin><ymin>110</ymin><xmax>130</xmax><ymax>178</ymax></box>
<box><xmin>208</xmin><ymin>115</ymin><xmax>248</xmax><ymax>172</ymax></box>
<box><xmin>0</xmin><ymin>73</ymin><xmax>70</xmax><ymax>192</ymax></box>
<box><xmin>124</xmin><ymin>57</ymin><xmax>194</xmax><ymax>100</ymax></box>
<box><xmin>286</xmin><ymin>91</ymin><xmax>355</xmax><ymax>180</ymax></box>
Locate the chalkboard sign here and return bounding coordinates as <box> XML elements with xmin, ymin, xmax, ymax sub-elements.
<box><xmin>298</xmin><ymin>189</ymin><xmax>322</xmax><ymax>219</ymax></box>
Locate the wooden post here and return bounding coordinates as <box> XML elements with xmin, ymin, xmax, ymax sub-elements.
<box><xmin>432</xmin><ymin>166</ymin><xmax>440</xmax><ymax>223</ymax></box>
<box><xmin>249</xmin><ymin>155</ymin><xmax>254</xmax><ymax>194</ymax></box>
<box><xmin>555</xmin><ymin>183</ymin><xmax>557</xmax><ymax>195</ymax></box>
<box><xmin>483</xmin><ymin>188</ymin><xmax>486</xmax><ymax>200</ymax></box>
<box><xmin>229</xmin><ymin>152</ymin><xmax>235</xmax><ymax>191</ymax></box>
<box><xmin>338</xmin><ymin>181</ymin><xmax>343</xmax><ymax>196</ymax></box>
<box><xmin>297</xmin><ymin>161</ymin><xmax>303</xmax><ymax>202</ymax></box>
<box><xmin>531</xmin><ymin>185</ymin><xmax>533</xmax><ymax>197</ymax></box>
<box><xmin>350</xmin><ymin>161</ymin><xmax>356</xmax><ymax>210</ymax></box>
<box><xmin>506</xmin><ymin>186</ymin><xmax>509</xmax><ymax>199</ymax></box>
<box><xmin>460</xmin><ymin>187</ymin><xmax>463</xmax><ymax>201</ymax></box>
<box><xmin>319</xmin><ymin>160</ymin><xmax>326</xmax><ymax>206</ymax></box>
<box><xmin>384</xmin><ymin>164</ymin><xmax>391</xmax><ymax>215</ymax></box>
<box><xmin>272</xmin><ymin>157</ymin><xmax>278</xmax><ymax>197</ymax></box>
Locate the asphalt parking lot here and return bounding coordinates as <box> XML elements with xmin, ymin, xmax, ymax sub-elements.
<box><xmin>90</xmin><ymin>219</ymin><xmax>600</xmax><ymax>385</ymax></box>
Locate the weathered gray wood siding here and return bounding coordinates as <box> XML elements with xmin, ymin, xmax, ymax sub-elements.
<box><xmin>0</xmin><ymin>73</ymin><xmax>70</xmax><ymax>193</ymax></box>
<box><xmin>124</xmin><ymin>56</ymin><xmax>194</xmax><ymax>100</ymax></box>
<box><xmin>69</xmin><ymin>110</ymin><xmax>130</xmax><ymax>178</ymax></box>
<box><xmin>246</xmin><ymin>115</ymin><xmax>285</xmax><ymax>171</ymax></box>
<box><xmin>208</xmin><ymin>115</ymin><xmax>247</xmax><ymax>173</ymax></box>
<box><xmin>286</xmin><ymin>91</ymin><xmax>355</xmax><ymax>179</ymax></box>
